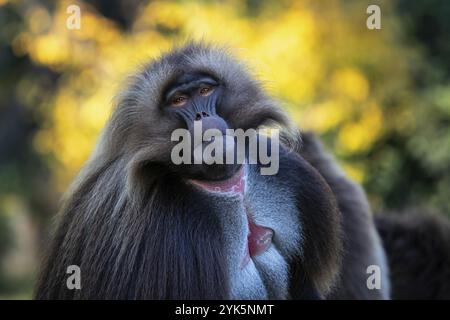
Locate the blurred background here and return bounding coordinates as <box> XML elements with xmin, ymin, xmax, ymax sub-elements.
<box><xmin>0</xmin><ymin>0</ymin><xmax>449</xmax><ymax>299</ymax></box>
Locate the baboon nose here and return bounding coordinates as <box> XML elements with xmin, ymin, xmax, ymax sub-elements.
<box><xmin>195</xmin><ymin>111</ymin><xmax>210</xmax><ymax>121</ymax></box>
<box><xmin>200</xmin><ymin>116</ymin><xmax>228</xmax><ymax>135</ymax></box>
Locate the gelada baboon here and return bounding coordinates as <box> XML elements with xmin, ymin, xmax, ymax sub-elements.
<box><xmin>35</xmin><ymin>43</ymin><xmax>450</xmax><ymax>299</ymax></box>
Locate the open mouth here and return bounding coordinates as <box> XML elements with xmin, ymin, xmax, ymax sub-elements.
<box><xmin>189</xmin><ymin>166</ymin><xmax>274</xmax><ymax>268</ymax></box>
<box><xmin>189</xmin><ymin>165</ymin><xmax>246</xmax><ymax>196</ymax></box>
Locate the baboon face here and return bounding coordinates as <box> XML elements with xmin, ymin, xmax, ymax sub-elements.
<box><xmin>161</xmin><ymin>71</ymin><xmax>243</xmax><ymax>181</ymax></box>
<box><xmin>106</xmin><ymin>44</ymin><xmax>291</xmax><ymax>181</ymax></box>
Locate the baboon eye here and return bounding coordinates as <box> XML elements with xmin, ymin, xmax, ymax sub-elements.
<box><xmin>199</xmin><ymin>86</ymin><xmax>214</xmax><ymax>96</ymax></box>
<box><xmin>171</xmin><ymin>95</ymin><xmax>188</xmax><ymax>107</ymax></box>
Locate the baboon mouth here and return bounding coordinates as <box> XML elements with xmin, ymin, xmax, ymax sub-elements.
<box><xmin>189</xmin><ymin>165</ymin><xmax>246</xmax><ymax>196</ymax></box>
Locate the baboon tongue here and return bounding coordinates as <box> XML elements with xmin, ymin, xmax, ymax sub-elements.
<box><xmin>247</xmin><ymin>218</ymin><xmax>273</xmax><ymax>257</ymax></box>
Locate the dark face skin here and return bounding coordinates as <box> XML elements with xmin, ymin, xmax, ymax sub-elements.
<box><xmin>162</xmin><ymin>72</ymin><xmax>241</xmax><ymax>181</ymax></box>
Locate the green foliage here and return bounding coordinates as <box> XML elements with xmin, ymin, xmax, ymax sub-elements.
<box><xmin>362</xmin><ymin>0</ymin><xmax>450</xmax><ymax>213</ymax></box>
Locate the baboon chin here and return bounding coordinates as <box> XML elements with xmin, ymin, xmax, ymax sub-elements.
<box><xmin>35</xmin><ymin>43</ymin><xmax>450</xmax><ymax>300</ymax></box>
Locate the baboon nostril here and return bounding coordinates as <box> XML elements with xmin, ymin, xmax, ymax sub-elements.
<box><xmin>195</xmin><ymin>112</ymin><xmax>210</xmax><ymax>121</ymax></box>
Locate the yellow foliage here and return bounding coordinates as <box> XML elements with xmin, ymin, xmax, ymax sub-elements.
<box><xmin>341</xmin><ymin>163</ymin><xmax>365</xmax><ymax>183</ymax></box>
<box><xmin>338</xmin><ymin>102</ymin><xmax>383</xmax><ymax>154</ymax></box>
<box><xmin>301</xmin><ymin>100</ymin><xmax>351</xmax><ymax>133</ymax></box>
<box><xmin>332</xmin><ymin>68</ymin><xmax>369</xmax><ymax>102</ymax></box>
<box><xmin>29</xmin><ymin>34</ymin><xmax>70</xmax><ymax>67</ymax></box>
